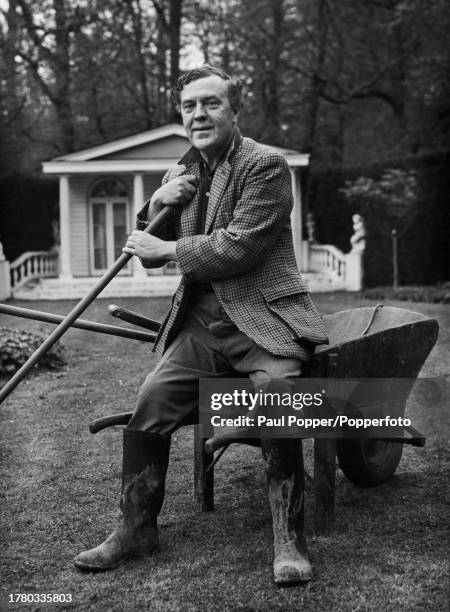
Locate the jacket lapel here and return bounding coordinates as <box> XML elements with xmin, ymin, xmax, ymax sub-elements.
<box><xmin>205</xmin><ymin>159</ymin><xmax>232</xmax><ymax>234</ymax></box>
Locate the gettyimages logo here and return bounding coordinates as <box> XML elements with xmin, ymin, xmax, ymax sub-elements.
<box><xmin>209</xmin><ymin>389</ymin><xmax>324</xmax><ymax>411</ymax></box>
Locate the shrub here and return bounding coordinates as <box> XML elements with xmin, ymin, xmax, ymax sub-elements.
<box><xmin>362</xmin><ymin>284</ymin><xmax>450</xmax><ymax>304</ymax></box>
<box><xmin>0</xmin><ymin>327</ymin><xmax>66</xmax><ymax>374</ymax></box>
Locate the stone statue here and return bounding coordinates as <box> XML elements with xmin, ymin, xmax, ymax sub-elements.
<box><xmin>306</xmin><ymin>212</ymin><xmax>316</xmax><ymax>243</ymax></box>
<box><xmin>350</xmin><ymin>214</ymin><xmax>366</xmax><ymax>253</ymax></box>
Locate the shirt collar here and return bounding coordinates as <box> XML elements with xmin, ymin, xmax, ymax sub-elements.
<box><xmin>178</xmin><ymin>127</ymin><xmax>242</xmax><ymax>166</ymax></box>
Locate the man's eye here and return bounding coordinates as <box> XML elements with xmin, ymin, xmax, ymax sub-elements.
<box><xmin>183</xmin><ymin>104</ymin><xmax>194</xmax><ymax>112</ymax></box>
<box><xmin>206</xmin><ymin>101</ymin><xmax>219</xmax><ymax>108</ymax></box>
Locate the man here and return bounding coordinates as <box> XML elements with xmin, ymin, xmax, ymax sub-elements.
<box><xmin>74</xmin><ymin>65</ymin><xmax>328</xmax><ymax>585</ymax></box>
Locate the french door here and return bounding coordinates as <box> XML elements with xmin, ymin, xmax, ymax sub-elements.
<box><xmin>90</xmin><ymin>199</ymin><xmax>130</xmax><ymax>274</ymax></box>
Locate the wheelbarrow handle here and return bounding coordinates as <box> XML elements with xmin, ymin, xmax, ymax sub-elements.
<box><xmin>89</xmin><ymin>412</ymin><xmax>133</xmax><ymax>434</ymax></box>
<box><xmin>108</xmin><ymin>304</ymin><xmax>161</xmax><ymax>332</ymax></box>
<box><xmin>0</xmin><ymin>207</ymin><xmax>172</xmax><ymax>405</ymax></box>
<box><xmin>0</xmin><ymin>303</ymin><xmax>156</xmax><ymax>343</ymax></box>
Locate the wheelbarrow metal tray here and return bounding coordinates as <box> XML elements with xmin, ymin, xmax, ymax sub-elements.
<box><xmin>307</xmin><ymin>305</ymin><xmax>439</xmax><ymax>379</ymax></box>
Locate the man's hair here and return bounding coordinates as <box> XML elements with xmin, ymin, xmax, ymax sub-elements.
<box><xmin>172</xmin><ymin>65</ymin><xmax>243</xmax><ymax>113</ymax></box>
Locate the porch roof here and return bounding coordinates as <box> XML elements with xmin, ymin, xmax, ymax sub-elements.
<box><xmin>42</xmin><ymin>123</ymin><xmax>309</xmax><ymax>174</ymax></box>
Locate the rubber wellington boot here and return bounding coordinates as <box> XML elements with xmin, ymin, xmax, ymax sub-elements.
<box><xmin>74</xmin><ymin>428</ymin><xmax>170</xmax><ymax>571</ymax></box>
<box><xmin>262</xmin><ymin>438</ymin><xmax>312</xmax><ymax>586</ymax></box>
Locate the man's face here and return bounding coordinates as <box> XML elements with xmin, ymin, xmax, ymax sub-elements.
<box><xmin>180</xmin><ymin>75</ymin><xmax>237</xmax><ymax>160</ymax></box>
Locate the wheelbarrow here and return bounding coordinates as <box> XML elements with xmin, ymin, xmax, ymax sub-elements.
<box><xmin>0</xmin><ymin>301</ymin><xmax>439</xmax><ymax>536</ymax></box>
<box><xmin>91</xmin><ymin>302</ymin><xmax>438</xmax><ymax>535</ymax></box>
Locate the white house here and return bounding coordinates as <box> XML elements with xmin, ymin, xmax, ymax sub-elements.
<box><xmin>42</xmin><ymin>123</ymin><xmax>309</xmax><ymax>281</ymax></box>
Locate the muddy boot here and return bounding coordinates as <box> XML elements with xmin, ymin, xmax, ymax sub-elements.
<box><xmin>74</xmin><ymin>428</ymin><xmax>170</xmax><ymax>571</ymax></box>
<box><xmin>262</xmin><ymin>438</ymin><xmax>312</xmax><ymax>586</ymax></box>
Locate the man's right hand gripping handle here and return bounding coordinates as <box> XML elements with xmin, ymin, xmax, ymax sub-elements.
<box><xmin>148</xmin><ymin>174</ymin><xmax>199</xmax><ymax>220</ymax></box>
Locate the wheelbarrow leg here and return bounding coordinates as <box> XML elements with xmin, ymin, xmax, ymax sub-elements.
<box><xmin>194</xmin><ymin>425</ymin><xmax>214</xmax><ymax>511</ymax></box>
<box><xmin>313</xmin><ymin>437</ymin><xmax>336</xmax><ymax>535</ymax></box>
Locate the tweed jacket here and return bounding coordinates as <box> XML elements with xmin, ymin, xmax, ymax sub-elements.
<box><xmin>138</xmin><ymin>132</ymin><xmax>328</xmax><ymax>359</ymax></box>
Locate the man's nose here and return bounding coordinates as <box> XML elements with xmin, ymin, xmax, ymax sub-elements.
<box><xmin>194</xmin><ymin>102</ymin><xmax>207</xmax><ymax>120</ymax></box>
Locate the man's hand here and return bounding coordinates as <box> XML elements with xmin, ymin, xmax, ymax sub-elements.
<box><xmin>149</xmin><ymin>174</ymin><xmax>198</xmax><ymax>215</ymax></box>
<box><xmin>123</xmin><ymin>231</ymin><xmax>177</xmax><ymax>266</ymax></box>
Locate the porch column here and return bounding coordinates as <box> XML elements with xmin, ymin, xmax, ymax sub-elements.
<box><xmin>0</xmin><ymin>241</ymin><xmax>11</xmax><ymax>299</ymax></box>
<box><xmin>132</xmin><ymin>172</ymin><xmax>147</xmax><ymax>278</ymax></box>
<box><xmin>290</xmin><ymin>167</ymin><xmax>305</xmax><ymax>272</ymax></box>
<box><xmin>59</xmin><ymin>175</ymin><xmax>72</xmax><ymax>279</ymax></box>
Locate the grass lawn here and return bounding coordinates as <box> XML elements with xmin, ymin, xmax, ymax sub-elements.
<box><xmin>0</xmin><ymin>293</ymin><xmax>449</xmax><ymax>611</ymax></box>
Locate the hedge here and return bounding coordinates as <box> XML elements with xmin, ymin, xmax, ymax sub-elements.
<box><xmin>0</xmin><ymin>174</ymin><xmax>58</xmax><ymax>263</ymax></box>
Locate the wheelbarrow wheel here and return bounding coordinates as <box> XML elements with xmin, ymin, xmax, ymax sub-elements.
<box><xmin>336</xmin><ymin>439</ymin><xmax>403</xmax><ymax>486</ymax></box>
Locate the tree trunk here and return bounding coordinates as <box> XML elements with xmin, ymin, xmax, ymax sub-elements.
<box><xmin>53</xmin><ymin>0</ymin><xmax>75</xmax><ymax>152</ymax></box>
<box><xmin>0</xmin><ymin>0</ymin><xmax>23</xmax><ymax>173</ymax></box>
<box><xmin>303</xmin><ymin>0</ymin><xmax>328</xmax><ymax>210</ymax></box>
<box><xmin>264</xmin><ymin>0</ymin><xmax>284</xmax><ymax>142</ymax></box>
<box><xmin>155</xmin><ymin>12</ymin><xmax>168</xmax><ymax>124</ymax></box>
<box><xmin>131</xmin><ymin>0</ymin><xmax>153</xmax><ymax>129</ymax></box>
<box><xmin>391</xmin><ymin>229</ymin><xmax>399</xmax><ymax>288</ymax></box>
<box><xmin>169</xmin><ymin>0</ymin><xmax>183</xmax><ymax>120</ymax></box>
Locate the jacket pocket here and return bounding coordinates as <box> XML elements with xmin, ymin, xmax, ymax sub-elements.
<box><xmin>260</xmin><ymin>279</ymin><xmax>309</xmax><ymax>302</ymax></box>
<box><xmin>260</xmin><ymin>280</ymin><xmax>326</xmax><ymax>345</ymax></box>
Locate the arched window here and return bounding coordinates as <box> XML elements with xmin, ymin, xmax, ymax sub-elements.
<box><xmin>90</xmin><ymin>178</ymin><xmax>128</xmax><ymax>198</ymax></box>
<box><xmin>89</xmin><ymin>177</ymin><xmax>130</xmax><ymax>273</ymax></box>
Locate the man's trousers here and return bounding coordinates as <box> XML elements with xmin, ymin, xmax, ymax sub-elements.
<box><xmin>127</xmin><ymin>292</ymin><xmax>304</xmax><ymax>434</ymax></box>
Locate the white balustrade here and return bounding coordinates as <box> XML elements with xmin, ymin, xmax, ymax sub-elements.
<box><xmin>309</xmin><ymin>244</ymin><xmax>363</xmax><ymax>290</ymax></box>
<box><xmin>10</xmin><ymin>251</ymin><xmax>58</xmax><ymax>290</ymax></box>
